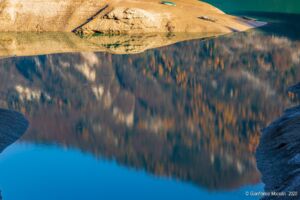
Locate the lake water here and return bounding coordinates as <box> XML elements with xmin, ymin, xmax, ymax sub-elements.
<box><xmin>0</xmin><ymin>7</ymin><xmax>299</xmax><ymax>200</ymax></box>
<box><xmin>203</xmin><ymin>0</ymin><xmax>300</xmax><ymax>14</ymax></box>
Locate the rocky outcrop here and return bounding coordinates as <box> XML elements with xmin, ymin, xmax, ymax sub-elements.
<box><xmin>0</xmin><ymin>109</ymin><xmax>28</xmax><ymax>153</ymax></box>
<box><xmin>0</xmin><ymin>0</ymin><xmax>264</xmax><ymax>35</ymax></box>
<box><xmin>256</xmin><ymin>84</ymin><xmax>300</xmax><ymax>199</ymax></box>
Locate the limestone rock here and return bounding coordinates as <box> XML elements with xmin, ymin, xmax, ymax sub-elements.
<box><xmin>0</xmin><ymin>0</ymin><xmax>265</xmax><ymax>35</ymax></box>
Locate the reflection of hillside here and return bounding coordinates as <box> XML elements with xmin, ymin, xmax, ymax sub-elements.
<box><xmin>0</xmin><ymin>30</ymin><xmax>299</xmax><ymax>190</ymax></box>
<box><xmin>0</xmin><ymin>32</ymin><xmax>215</xmax><ymax>57</ymax></box>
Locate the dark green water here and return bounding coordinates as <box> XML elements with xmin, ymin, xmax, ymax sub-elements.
<box><xmin>203</xmin><ymin>0</ymin><xmax>300</xmax><ymax>41</ymax></box>
<box><xmin>203</xmin><ymin>0</ymin><xmax>300</xmax><ymax>14</ymax></box>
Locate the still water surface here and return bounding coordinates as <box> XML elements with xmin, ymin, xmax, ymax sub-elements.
<box><xmin>0</xmin><ymin>143</ymin><xmax>263</xmax><ymax>200</ymax></box>
<box><xmin>0</xmin><ymin>11</ymin><xmax>299</xmax><ymax>200</ymax></box>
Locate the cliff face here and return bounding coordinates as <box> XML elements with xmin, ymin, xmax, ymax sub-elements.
<box><xmin>0</xmin><ymin>0</ymin><xmax>263</xmax><ymax>35</ymax></box>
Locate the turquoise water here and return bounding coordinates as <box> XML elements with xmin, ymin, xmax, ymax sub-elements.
<box><xmin>203</xmin><ymin>0</ymin><xmax>300</xmax><ymax>14</ymax></box>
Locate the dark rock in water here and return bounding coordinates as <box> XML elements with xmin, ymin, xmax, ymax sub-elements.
<box><xmin>198</xmin><ymin>16</ymin><xmax>217</xmax><ymax>22</ymax></box>
<box><xmin>288</xmin><ymin>83</ymin><xmax>300</xmax><ymax>92</ymax></box>
<box><xmin>241</xmin><ymin>16</ymin><xmax>257</xmax><ymax>21</ymax></box>
<box><xmin>0</xmin><ymin>109</ymin><xmax>28</xmax><ymax>153</ymax></box>
<box><xmin>256</xmin><ymin>100</ymin><xmax>300</xmax><ymax>198</ymax></box>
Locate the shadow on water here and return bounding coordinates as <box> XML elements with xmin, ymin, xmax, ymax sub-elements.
<box><xmin>233</xmin><ymin>12</ymin><xmax>300</xmax><ymax>40</ymax></box>
<box><xmin>256</xmin><ymin>83</ymin><xmax>300</xmax><ymax>199</ymax></box>
<box><xmin>204</xmin><ymin>0</ymin><xmax>300</xmax><ymax>39</ymax></box>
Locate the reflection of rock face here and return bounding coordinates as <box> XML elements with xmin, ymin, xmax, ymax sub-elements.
<box><xmin>0</xmin><ymin>109</ymin><xmax>28</xmax><ymax>153</ymax></box>
<box><xmin>0</xmin><ymin>32</ymin><xmax>218</xmax><ymax>57</ymax></box>
<box><xmin>0</xmin><ymin>30</ymin><xmax>299</xmax><ymax>190</ymax></box>
<box><xmin>256</xmin><ymin>85</ymin><xmax>300</xmax><ymax>198</ymax></box>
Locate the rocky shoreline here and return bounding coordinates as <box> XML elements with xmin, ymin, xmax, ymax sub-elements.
<box><xmin>0</xmin><ymin>0</ymin><xmax>264</xmax><ymax>36</ymax></box>
<box><xmin>256</xmin><ymin>84</ymin><xmax>300</xmax><ymax>199</ymax></box>
<box><xmin>0</xmin><ymin>109</ymin><xmax>28</xmax><ymax>153</ymax></box>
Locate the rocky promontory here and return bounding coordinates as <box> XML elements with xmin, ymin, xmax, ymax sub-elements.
<box><xmin>256</xmin><ymin>84</ymin><xmax>300</xmax><ymax>199</ymax></box>
<box><xmin>0</xmin><ymin>109</ymin><xmax>28</xmax><ymax>153</ymax></box>
<box><xmin>0</xmin><ymin>0</ymin><xmax>264</xmax><ymax>36</ymax></box>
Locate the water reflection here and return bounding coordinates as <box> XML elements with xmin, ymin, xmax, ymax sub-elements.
<box><xmin>0</xmin><ymin>32</ymin><xmax>217</xmax><ymax>57</ymax></box>
<box><xmin>0</xmin><ymin>109</ymin><xmax>28</xmax><ymax>200</ymax></box>
<box><xmin>0</xmin><ymin>27</ymin><xmax>299</xmax><ymax>193</ymax></box>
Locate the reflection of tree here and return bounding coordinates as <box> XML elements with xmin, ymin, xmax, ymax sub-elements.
<box><xmin>0</xmin><ymin>30</ymin><xmax>299</xmax><ymax>190</ymax></box>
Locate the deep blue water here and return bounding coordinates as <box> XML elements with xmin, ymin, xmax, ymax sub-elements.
<box><xmin>0</xmin><ymin>143</ymin><xmax>263</xmax><ymax>200</ymax></box>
